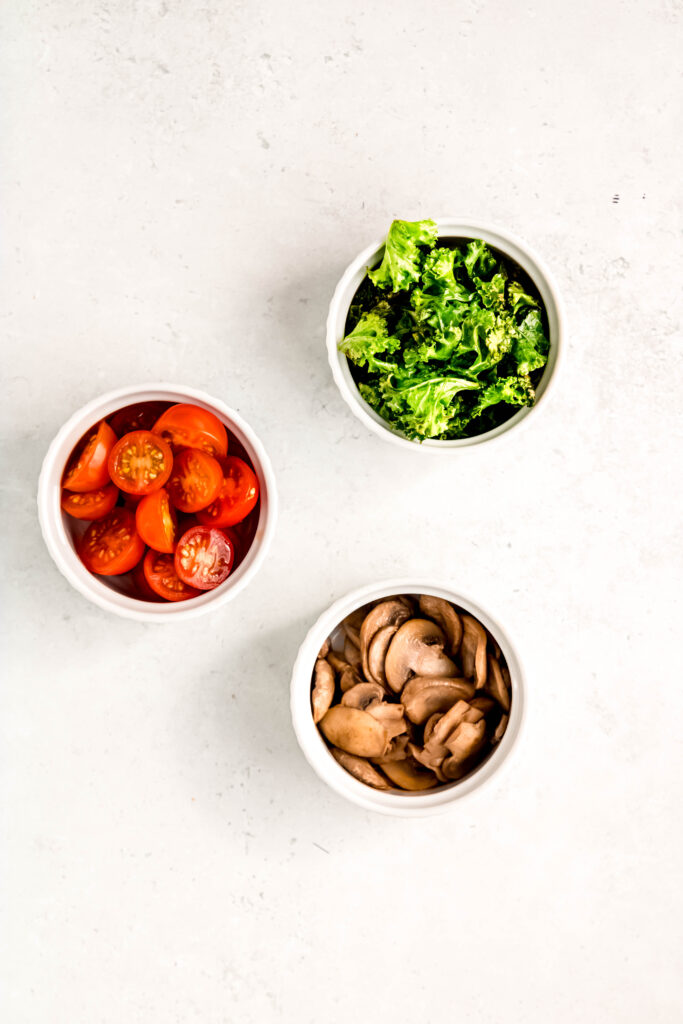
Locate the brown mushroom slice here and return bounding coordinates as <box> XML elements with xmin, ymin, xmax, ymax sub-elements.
<box><xmin>366</xmin><ymin>701</ymin><xmax>407</xmax><ymax>740</ymax></box>
<box><xmin>359</xmin><ymin>599</ymin><xmax>412</xmax><ymax>682</ymax></box>
<box><xmin>423</xmin><ymin>713</ymin><xmax>443</xmax><ymax>745</ymax></box>
<box><xmin>409</xmin><ymin>740</ymin><xmax>446</xmax><ymax>772</ymax></box>
<box><xmin>326</xmin><ymin>651</ymin><xmax>349</xmax><ymax>674</ymax></box>
<box><xmin>319</xmin><ymin>706</ymin><xmax>389</xmax><ymax>757</ymax></box>
<box><xmin>341</xmin><ymin>681</ymin><xmax>386</xmax><ymax>710</ymax></box>
<box><xmin>441</xmin><ymin>720</ymin><xmax>486</xmax><ymax>775</ymax></box>
<box><xmin>339</xmin><ymin>666</ymin><xmax>363</xmax><ymax>693</ymax></box>
<box><xmin>427</xmin><ymin>699</ymin><xmax>475</xmax><ymax>746</ymax></box>
<box><xmin>343</xmin><ymin>622</ymin><xmax>361</xmax><ymax>649</ymax></box>
<box><xmin>384</xmin><ymin>619</ymin><xmax>457</xmax><ymax>693</ymax></box>
<box><xmin>379</xmin><ymin>756</ymin><xmax>438</xmax><ymax>791</ymax></box>
<box><xmin>418</xmin><ymin>595</ymin><xmax>463</xmax><ymax>656</ymax></box>
<box><xmin>344</xmin><ymin>637</ymin><xmax>362</xmax><ymax>671</ymax></box>
<box><xmin>330</xmin><ymin>747</ymin><xmax>392</xmax><ymax>790</ymax></box>
<box><xmin>317</xmin><ymin>638</ymin><xmax>331</xmax><ymax>659</ymax></box>
<box><xmin>460</xmin><ymin>615</ymin><xmax>488</xmax><ymax>689</ymax></box>
<box><xmin>486</xmin><ymin>655</ymin><xmax>510</xmax><ymax>712</ymax></box>
<box><xmin>492</xmin><ymin>714</ymin><xmax>509</xmax><ymax>744</ymax></box>
<box><xmin>470</xmin><ymin>695</ymin><xmax>497</xmax><ymax>714</ymax></box>
<box><xmin>366</xmin><ymin>624</ymin><xmax>398</xmax><ymax>686</ymax></box>
<box><xmin>401</xmin><ymin>677</ymin><xmax>475</xmax><ymax>725</ymax></box>
<box><xmin>374</xmin><ymin>734</ymin><xmax>410</xmax><ymax>763</ymax></box>
<box><xmin>311</xmin><ymin>659</ymin><xmax>335</xmax><ymax>724</ymax></box>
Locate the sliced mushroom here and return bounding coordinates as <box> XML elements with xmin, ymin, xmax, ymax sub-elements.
<box><xmin>317</xmin><ymin>638</ymin><xmax>330</xmax><ymax>659</ymax></box>
<box><xmin>343</xmin><ymin>622</ymin><xmax>361</xmax><ymax>649</ymax></box>
<box><xmin>359</xmin><ymin>600</ymin><xmax>412</xmax><ymax>682</ymax></box>
<box><xmin>319</xmin><ymin>706</ymin><xmax>389</xmax><ymax>757</ymax></box>
<box><xmin>418</xmin><ymin>595</ymin><xmax>463</xmax><ymax>655</ymax></box>
<box><xmin>374</xmin><ymin>734</ymin><xmax>410</xmax><ymax>763</ymax></box>
<box><xmin>366</xmin><ymin>701</ymin><xmax>407</xmax><ymax>740</ymax></box>
<box><xmin>409</xmin><ymin>741</ymin><xmax>446</xmax><ymax>772</ymax></box>
<box><xmin>366</xmin><ymin>624</ymin><xmax>398</xmax><ymax>686</ymax></box>
<box><xmin>330</xmin><ymin>747</ymin><xmax>392</xmax><ymax>790</ymax></box>
<box><xmin>442</xmin><ymin>720</ymin><xmax>487</xmax><ymax>776</ymax></box>
<box><xmin>486</xmin><ymin>655</ymin><xmax>510</xmax><ymax>712</ymax></box>
<box><xmin>401</xmin><ymin>676</ymin><xmax>475</xmax><ymax>724</ymax></box>
<box><xmin>311</xmin><ymin>659</ymin><xmax>335</xmax><ymax>724</ymax></box>
<box><xmin>344</xmin><ymin>637</ymin><xmax>362</xmax><ymax>670</ymax></box>
<box><xmin>384</xmin><ymin>619</ymin><xmax>456</xmax><ymax>693</ymax></box>
<box><xmin>423</xmin><ymin>713</ymin><xmax>443</xmax><ymax>744</ymax></box>
<box><xmin>461</xmin><ymin>614</ymin><xmax>488</xmax><ymax>689</ymax></box>
<box><xmin>380</xmin><ymin>757</ymin><xmax>438</xmax><ymax>791</ymax></box>
<box><xmin>428</xmin><ymin>699</ymin><xmax>476</xmax><ymax>746</ymax></box>
<box><xmin>326</xmin><ymin>651</ymin><xmax>349</xmax><ymax>674</ymax></box>
<box><xmin>470</xmin><ymin>695</ymin><xmax>496</xmax><ymax>714</ymax></box>
<box><xmin>492</xmin><ymin>714</ymin><xmax>509</xmax><ymax>744</ymax></box>
<box><xmin>339</xmin><ymin>666</ymin><xmax>363</xmax><ymax>693</ymax></box>
<box><xmin>341</xmin><ymin>681</ymin><xmax>386</xmax><ymax>710</ymax></box>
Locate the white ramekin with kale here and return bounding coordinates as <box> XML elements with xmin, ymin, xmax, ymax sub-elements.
<box><xmin>328</xmin><ymin>219</ymin><xmax>561</xmax><ymax>448</ymax></box>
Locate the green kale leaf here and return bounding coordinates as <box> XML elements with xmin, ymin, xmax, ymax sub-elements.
<box><xmin>368</xmin><ymin>219</ymin><xmax>438</xmax><ymax>293</ymax></box>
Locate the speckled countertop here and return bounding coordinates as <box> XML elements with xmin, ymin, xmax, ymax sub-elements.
<box><xmin>1</xmin><ymin>2</ymin><xmax>681</xmax><ymax>1021</ymax></box>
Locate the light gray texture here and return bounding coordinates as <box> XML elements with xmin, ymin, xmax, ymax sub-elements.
<box><xmin>1</xmin><ymin>1</ymin><xmax>682</xmax><ymax>1022</ymax></box>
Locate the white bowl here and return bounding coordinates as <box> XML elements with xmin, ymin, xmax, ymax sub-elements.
<box><xmin>38</xmin><ymin>383</ymin><xmax>278</xmax><ymax>622</ymax></box>
<box><xmin>326</xmin><ymin>218</ymin><xmax>563</xmax><ymax>451</ymax></box>
<box><xmin>290</xmin><ymin>579</ymin><xmax>525</xmax><ymax>816</ymax></box>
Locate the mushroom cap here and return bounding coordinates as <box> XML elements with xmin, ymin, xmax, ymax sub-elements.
<box><xmin>366</xmin><ymin>701</ymin><xmax>407</xmax><ymax>740</ymax></box>
<box><xmin>384</xmin><ymin>618</ymin><xmax>457</xmax><ymax>693</ymax></box>
<box><xmin>441</xmin><ymin>720</ymin><xmax>486</xmax><ymax>778</ymax></box>
<box><xmin>401</xmin><ymin>676</ymin><xmax>475</xmax><ymax>724</ymax></box>
<box><xmin>418</xmin><ymin>595</ymin><xmax>463</xmax><ymax>656</ymax></box>
<box><xmin>486</xmin><ymin>654</ymin><xmax>511</xmax><ymax>712</ymax></box>
<box><xmin>359</xmin><ymin>599</ymin><xmax>412</xmax><ymax>681</ymax></box>
<box><xmin>366</xmin><ymin>624</ymin><xmax>398</xmax><ymax>686</ymax></box>
<box><xmin>311</xmin><ymin>659</ymin><xmax>335</xmax><ymax>724</ymax></box>
<box><xmin>461</xmin><ymin>615</ymin><xmax>488</xmax><ymax>689</ymax></box>
<box><xmin>341</xmin><ymin>681</ymin><xmax>386</xmax><ymax>710</ymax></box>
<box><xmin>319</xmin><ymin>705</ymin><xmax>389</xmax><ymax>758</ymax></box>
<box><xmin>330</xmin><ymin>747</ymin><xmax>392</xmax><ymax>790</ymax></box>
<box><xmin>374</xmin><ymin>734</ymin><xmax>410</xmax><ymax>763</ymax></box>
<box><xmin>379</xmin><ymin>756</ymin><xmax>438</xmax><ymax>791</ymax></box>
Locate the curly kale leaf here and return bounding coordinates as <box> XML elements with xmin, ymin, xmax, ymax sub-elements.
<box><xmin>338</xmin><ymin>305</ymin><xmax>400</xmax><ymax>371</ymax></box>
<box><xmin>368</xmin><ymin>219</ymin><xmax>438</xmax><ymax>292</ymax></box>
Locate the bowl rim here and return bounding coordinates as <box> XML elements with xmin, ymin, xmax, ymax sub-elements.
<box><xmin>290</xmin><ymin>578</ymin><xmax>526</xmax><ymax>816</ymax></box>
<box><xmin>37</xmin><ymin>382</ymin><xmax>278</xmax><ymax>622</ymax></box>
<box><xmin>326</xmin><ymin>217</ymin><xmax>564</xmax><ymax>452</ymax></box>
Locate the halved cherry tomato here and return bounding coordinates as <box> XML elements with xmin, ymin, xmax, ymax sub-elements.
<box><xmin>63</xmin><ymin>420</ymin><xmax>117</xmax><ymax>492</ymax></box>
<box><xmin>197</xmin><ymin>456</ymin><xmax>259</xmax><ymax>527</ymax></box>
<box><xmin>174</xmin><ymin>525</ymin><xmax>234</xmax><ymax>590</ymax></box>
<box><xmin>135</xmin><ymin>487</ymin><xmax>177</xmax><ymax>553</ymax></box>
<box><xmin>142</xmin><ymin>549</ymin><xmax>201</xmax><ymax>602</ymax></box>
<box><xmin>79</xmin><ymin>508</ymin><xmax>145</xmax><ymax>575</ymax></box>
<box><xmin>153</xmin><ymin>404</ymin><xmax>228</xmax><ymax>458</ymax></box>
<box><xmin>166</xmin><ymin>448</ymin><xmax>223</xmax><ymax>513</ymax></box>
<box><xmin>108</xmin><ymin>430</ymin><xmax>173</xmax><ymax>496</ymax></box>
<box><xmin>109</xmin><ymin>401</ymin><xmax>169</xmax><ymax>437</ymax></box>
<box><xmin>132</xmin><ymin>559</ymin><xmax>163</xmax><ymax>602</ymax></box>
<box><xmin>61</xmin><ymin>483</ymin><xmax>119</xmax><ymax>521</ymax></box>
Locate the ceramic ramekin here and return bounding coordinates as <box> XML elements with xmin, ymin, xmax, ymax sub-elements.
<box><xmin>326</xmin><ymin>218</ymin><xmax>563</xmax><ymax>451</ymax></box>
<box><xmin>290</xmin><ymin>579</ymin><xmax>525</xmax><ymax>816</ymax></box>
<box><xmin>37</xmin><ymin>383</ymin><xmax>278</xmax><ymax>622</ymax></box>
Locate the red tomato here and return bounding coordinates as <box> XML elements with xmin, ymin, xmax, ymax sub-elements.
<box><xmin>197</xmin><ymin>456</ymin><xmax>259</xmax><ymax>527</ymax></box>
<box><xmin>135</xmin><ymin>487</ymin><xmax>177</xmax><ymax>553</ymax></box>
<box><xmin>79</xmin><ymin>508</ymin><xmax>145</xmax><ymax>575</ymax></box>
<box><xmin>132</xmin><ymin>559</ymin><xmax>163</xmax><ymax>602</ymax></box>
<box><xmin>61</xmin><ymin>483</ymin><xmax>119</xmax><ymax>521</ymax></box>
<box><xmin>108</xmin><ymin>430</ymin><xmax>173</xmax><ymax>496</ymax></box>
<box><xmin>142</xmin><ymin>549</ymin><xmax>201</xmax><ymax>602</ymax></box>
<box><xmin>109</xmin><ymin>401</ymin><xmax>169</xmax><ymax>437</ymax></box>
<box><xmin>63</xmin><ymin>420</ymin><xmax>117</xmax><ymax>492</ymax></box>
<box><xmin>174</xmin><ymin>525</ymin><xmax>234</xmax><ymax>590</ymax></box>
<box><xmin>153</xmin><ymin>404</ymin><xmax>228</xmax><ymax>458</ymax></box>
<box><xmin>166</xmin><ymin>448</ymin><xmax>223</xmax><ymax>513</ymax></box>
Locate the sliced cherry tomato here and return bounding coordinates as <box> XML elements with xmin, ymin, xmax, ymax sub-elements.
<box><xmin>166</xmin><ymin>448</ymin><xmax>223</xmax><ymax>513</ymax></box>
<box><xmin>153</xmin><ymin>404</ymin><xmax>228</xmax><ymax>458</ymax></box>
<box><xmin>174</xmin><ymin>525</ymin><xmax>234</xmax><ymax>590</ymax></box>
<box><xmin>197</xmin><ymin>456</ymin><xmax>259</xmax><ymax>527</ymax></box>
<box><xmin>63</xmin><ymin>420</ymin><xmax>117</xmax><ymax>492</ymax></box>
<box><xmin>61</xmin><ymin>483</ymin><xmax>119</xmax><ymax>521</ymax></box>
<box><xmin>108</xmin><ymin>430</ymin><xmax>173</xmax><ymax>496</ymax></box>
<box><xmin>132</xmin><ymin>559</ymin><xmax>163</xmax><ymax>602</ymax></box>
<box><xmin>79</xmin><ymin>508</ymin><xmax>145</xmax><ymax>575</ymax></box>
<box><xmin>135</xmin><ymin>487</ymin><xmax>177</xmax><ymax>553</ymax></box>
<box><xmin>109</xmin><ymin>401</ymin><xmax>169</xmax><ymax>437</ymax></box>
<box><xmin>142</xmin><ymin>549</ymin><xmax>200</xmax><ymax>602</ymax></box>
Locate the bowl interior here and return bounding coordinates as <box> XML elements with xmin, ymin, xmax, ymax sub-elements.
<box><xmin>328</xmin><ymin>221</ymin><xmax>561</xmax><ymax>449</ymax></box>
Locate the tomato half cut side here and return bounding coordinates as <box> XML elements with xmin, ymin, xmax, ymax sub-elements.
<box><xmin>109</xmin><ymin>401</ymin><xmax>170</xmax><ymax>437</ymax></box>
<box><xmin>63</xmin><ymin>420</ymin><xmax>117</xmax><ymax>492</ymax></box>
<box><xmin>108</xmin><ymin>430</ymin><xmax>173</xmax><ymax>496</ymax></box>
<box><xmin>79</xmin><ymin>508</ymin><xmax>145</xmax><ymax>575</ymax></box>
<box><xmin>61</xmin><ymin>483</ymin><xmax>119</xmax><ymax>521</ymax></box>
<box><xmin>142</xmin><ymin>549</ymin><xmax>201</xmax><ymax>602</ymax></box>
<box><xmin>166</xmin><ymin>448</ymin><xmax>223</xmax><ymax>513</ymax></box>
<box><xmin>197</xmin><ymin>456</ymin><xmax>259</xmax><ymax>528</ymax></box>
<box><xmin>135</xmin><ymin>487</ymin><xmax>177</xmax><ymax>553</ymax></box>
<box><xmin>153</xmin><ymin>404</ymin><xmax>228</xmax><ymax>458</ymax></box>
<box><xmin>174</xmin><ymin>525</ymin><xmax>234</xmax><ymax>591</ymax></box>
<box><xmin>132</xmin><ymin>559</ymin><xmax>163</xmax><ymax>602</ymax></box>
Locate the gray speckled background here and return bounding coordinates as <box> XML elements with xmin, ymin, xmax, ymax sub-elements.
<box><xmin>1</xmin><ymin>1</ymin><xmax>681</xmax><ymax>1021</ymax></box>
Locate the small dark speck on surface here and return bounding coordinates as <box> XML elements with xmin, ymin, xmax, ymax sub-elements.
<box><xmin>313</xmin><ymin>842</ymin><xmax>330</xmax><ymax>854</ymax></box>
<box><xmin>258</xmin><ymin>134</ymin><xmax>270</xmax><ymax>150</ymax></box>
<box><xmin>612</xmin><ymin>193</ymin><xmax>620</xmax><ymax>203</ymax></box>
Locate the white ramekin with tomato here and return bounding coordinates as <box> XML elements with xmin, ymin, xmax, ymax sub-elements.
<box><xmin>38</xmin><ymin>385</ymin><xmax>277</xmax><ymax>621</ymax></box>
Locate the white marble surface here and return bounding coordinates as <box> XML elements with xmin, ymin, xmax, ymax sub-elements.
<box><xmin>1</xmin><ymin>2</ymin><xmax>682</xmax><ymax>1021</ymax></box>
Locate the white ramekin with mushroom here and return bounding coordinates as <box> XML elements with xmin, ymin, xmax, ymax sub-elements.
<box><xmin>290</xmin><ymin>581</ymin><xmax>525</xmax><ymax>816</ymax></box>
